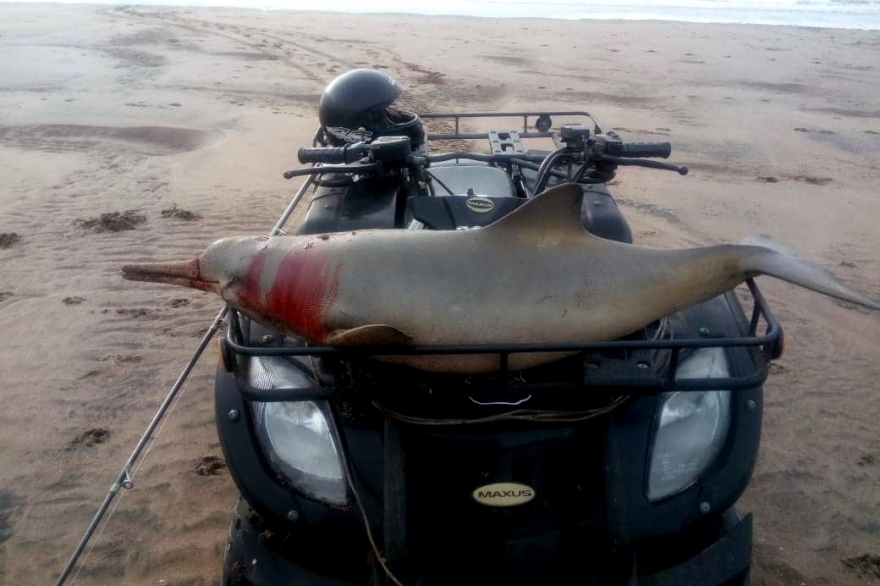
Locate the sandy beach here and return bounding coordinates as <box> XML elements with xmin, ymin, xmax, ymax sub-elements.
<box><xmin>0</xmin><ymin>3</ymin><xmax>878</xmax><ymax>584</ymax></box>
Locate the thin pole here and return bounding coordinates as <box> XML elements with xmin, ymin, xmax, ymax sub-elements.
<box><xmin>54</xmin><ymin>174</ymin><xmax>316</xmax><ymax>586</ymax></box>
<box><xmin>53</xmin><ymin>311</ymin><xmax>225</xmax><ymax>586</ymax></box>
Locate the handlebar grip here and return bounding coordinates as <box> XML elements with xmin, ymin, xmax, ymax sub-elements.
<box><xmin>298</xmin><ymin>146</ymin><xmax>347</xmax><ymax>164</ymax></box>
<box><xmin>621</xmin><ymin>141</ymin><xmax>672</xmax><ymax>159</ymax></box>
<box><xmin>298</xmin><ymin>144</ymin><xmax>369</xmax><ymax>165</ymax></box>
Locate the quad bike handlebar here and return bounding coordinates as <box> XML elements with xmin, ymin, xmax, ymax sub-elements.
<box><xmin>284</xmin><ymin>123</ymin><xmax>688</xmax><ymax>184</ymax></box>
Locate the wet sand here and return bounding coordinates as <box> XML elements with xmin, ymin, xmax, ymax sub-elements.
<box><xmin>0</xmin><ymin>4</ymin><xmax>878</xmax><ymax>584</ymax></box>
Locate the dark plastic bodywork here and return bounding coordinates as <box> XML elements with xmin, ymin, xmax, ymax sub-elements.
<box><xmin>580</xmin><ymin>183</ymin><xmax>633</xmax><ymax>243</ymax></box>
<box><xmin>295</xmin><ymin>175</ymin><xmax>401</xmax><ymax>235</ymax></box>
<box><xmin>217</xmin><ymin>300</ymin><xmax>761</xmax><ymax>584</ymax></box>
<box><xmin>296</xmin><ymin>170</ymin><xmax>631</xmax><ymax>244</ymax></box>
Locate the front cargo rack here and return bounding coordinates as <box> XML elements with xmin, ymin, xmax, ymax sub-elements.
<box><xmin>220</xmin><ymin>279</ymin><xmax>783</xmax><ymax>403</ymax></box>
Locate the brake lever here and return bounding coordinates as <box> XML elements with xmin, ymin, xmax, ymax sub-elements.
<box><xmin>283</xmin><ymin>163</ymin><xmax>381</xmax><ymax>179</ymax></box>
<box><xmin>597</xmin><ymin>154</ymin><xmax>689</xmax><ymax>175</ymax></box>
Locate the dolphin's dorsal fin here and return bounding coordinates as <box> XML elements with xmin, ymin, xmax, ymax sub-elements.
<box><xmin>484</xmin><ymin>183</ymin><xmax>587</xmax><ymax>235</ymax></box>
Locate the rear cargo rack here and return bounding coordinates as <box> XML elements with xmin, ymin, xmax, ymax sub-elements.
<box><xmin>421</xmin><ymin>111</ymin><xmax>605</xmax><ymax>141</ymax></box>
<box><xmin>221</xmin><ymin>279</ymin><xmax>783</xmax><ymax>402</ymax></box>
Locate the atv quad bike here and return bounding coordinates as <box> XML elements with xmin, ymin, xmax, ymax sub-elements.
<box><xmin>214</xmin><ymin>111</ymin><xmax>781</xmax><ymax>586</ymax></box>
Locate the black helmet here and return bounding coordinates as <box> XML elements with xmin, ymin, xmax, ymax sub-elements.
<box><xmin>318</xmin><ymin>68</ymin><xmax>424</xmax><ymax>147</ymax></box>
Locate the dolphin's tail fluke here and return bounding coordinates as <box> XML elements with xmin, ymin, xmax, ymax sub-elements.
<box><xmin>739</xmin><ymin>235</ymin><xmax>880</xmax><ymax>310</ymax></box>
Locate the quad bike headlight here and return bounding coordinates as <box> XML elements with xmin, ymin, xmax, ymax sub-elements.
<box><xmin>248</xmin><ymin>357</ymin><xmax>348</xmax><ymax>505</ymax></box>
<box><xmin>647</xmin><ymin>348</ymin><xmax>731</xmax><ymax>501</ymax></box>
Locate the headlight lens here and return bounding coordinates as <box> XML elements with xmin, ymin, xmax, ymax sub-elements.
<box><xmin>647</xmin><ymin>348</ymin><xmax>731</xmax><ymax>501</ymax></box>
<box><xmin>249</xmin><ymin>357</ymin><xmax>347</xmax><ymax>505</ymax></box>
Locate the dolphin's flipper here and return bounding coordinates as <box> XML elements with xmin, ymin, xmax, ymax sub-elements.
<box><xmin>739</xmin><ymin>235</ymin><xmax>880</xmax><ymax>310</ymax></box>
<box><xmin>326</xmin><ymin>324</ymin><xmax>412</xmax><ymax>346</ymax></box>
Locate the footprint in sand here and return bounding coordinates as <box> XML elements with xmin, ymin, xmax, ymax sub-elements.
<box><xmin>75</xmin><ymin>210</ymin><xmax>146</xmax><ymax>233</ymax></box>
<box><xmin>792</xmin><ymin>175</ymin><xmax>833</xmax><ymax>185</ymax></box>
<box><xmin>0</xmin><ymin>233</ymin><xmax>21</xmax><ymax>248</ymax></box>
<box><xmin>70</xmin><ymin>428</ymin><xmax>110</xmax><ymax>448</ymax></box>
<box><xmin>194</xmin><ymin>455</ymin><xmax>226</xmax><ymax>476</ymax></box>
<box><xmin>160</xmin><ymin>204</ymin><xmax>202</xmax><ymax>221</ymax></box>
<box><xmin>114</xmin><ymin>308</ymin><xmax>152</xmax><ymax>318</ymax></box>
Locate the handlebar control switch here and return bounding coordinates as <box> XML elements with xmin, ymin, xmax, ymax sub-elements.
<box><xmin>601</xmin><ymin>135</ymin><xmax>626</xmax><ymax>156</ymax></box>
<box><xmin>559</xmin><ymin>124</ymin><xmax>591</xmax><ymax>148</ymax></box>
<box><xmin>371</xmin><ymin>136</ymin><xmax>412</xmax><ymax>163</ymax></box>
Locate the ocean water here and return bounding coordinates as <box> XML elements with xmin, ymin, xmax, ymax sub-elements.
<box><xmin>6</xmin><ymin>0</ymin><xmax>880</xmax><ymax>29</ymax></box>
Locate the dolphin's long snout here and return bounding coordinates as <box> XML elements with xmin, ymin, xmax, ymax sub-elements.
<box><xmin>121</xmin><ymin>258</ymin><xmax>219</xmax><ymax>293</ymax></box>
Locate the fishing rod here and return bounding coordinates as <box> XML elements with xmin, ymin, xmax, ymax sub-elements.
<box><xmin>54</xmin><ymin>174</ymin><xmax>317</xmax><ymax>586</ymax></box>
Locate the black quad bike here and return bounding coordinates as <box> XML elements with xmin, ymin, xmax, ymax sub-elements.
<box><xmin>215</xmin><ymin>111</ymin><xmax>782</xmax><ymax>586</ymax></box>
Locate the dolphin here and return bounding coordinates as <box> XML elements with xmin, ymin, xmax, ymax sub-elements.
<box><xmin>122</xmin><ymin>183</ymin><xmax>879</xmax><ymax>373</ymax></box>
